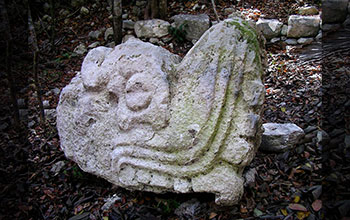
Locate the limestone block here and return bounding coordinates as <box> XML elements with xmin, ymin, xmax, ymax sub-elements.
<box><xmin>260</xmin><ymin>123</ymin><xmax>305</xmax><ymax>152</ymax></box>
<box><xmin>134</xmin><ymin>19</ymin><xmax>170</xmax><ymax>38</ymax></box>
<box><xmin>297</xmin><ymin>37</ymin><xmax>314</xmax><ymax>45</ymax></box>
<box><xmin>287</xmin><ymin>15</ymin><xmax>320</xmax><ymax>38</ymax></box>
<box><xmin>256</xmin><ymin>18</ymin><xmax>283</xmax><ymax>39</ymax></box>
<box><xmin>298</xmin><ymin>6</ymin><xmax>319</xmax><ymax>15</ymax></box>
<box><xmin>57</xmin><ymin>17</ymin><xmax>265</xmax><ymax>205</ymax></box>
<box><xmin>171</xmin><ymin>14</ymin><xmax>210</xmax><ymax>41</ymax></box>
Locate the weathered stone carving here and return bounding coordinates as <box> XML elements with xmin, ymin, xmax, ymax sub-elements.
<box><xmin>57</xmin><ymin>17</ymin><xmax>265</xmax><ymax>205</ymax></box>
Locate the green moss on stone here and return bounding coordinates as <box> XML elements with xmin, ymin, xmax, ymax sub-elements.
<box><xmin>225</xmin><ymin>19</ymin><xmax>261</xmax><ymax>66</ymax></box>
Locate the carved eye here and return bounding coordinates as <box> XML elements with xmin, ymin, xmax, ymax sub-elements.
<box><xmin>125</xmin><ymin>73</ymin><xmax>153</xmax><ymax>111</ymax></box>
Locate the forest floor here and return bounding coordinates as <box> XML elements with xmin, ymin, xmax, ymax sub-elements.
<box><xmin>1</xmin><ymin>0</ymin><xmax>349</xmax><ymax>219</ymax></box>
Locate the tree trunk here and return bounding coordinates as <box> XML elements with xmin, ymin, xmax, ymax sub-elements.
<box><xmin>28</xmin><ymin>2</ymin><xmax>45</xmax><ymax>125</ymax></box>
<box><xmin>211</xmin><ymin>0</ymin><xmax>220</xmax><ymax>21</ymax></box>
<box><xmin>150</xmin><ymin>0</ymin><xmax>159</xmax><ymax>19</ymax></box>
<box><xmin>112</xmin><ymin>0</ymin><xmax>122</xmax><ymax>45</ymax></box>
<box><xmin>159</xmin><ymin>0</ymin><xmax>167</xmax><ymax>19</ymax></box>
<box><xmin>0</xmin><ymin>0</ymin><xmax>20</xmax><ymax>128</ymax></box>
<box><xmin>49</xmin><ymin>0</ymin><xmax>56</xmax><ymax>53</ymax></box>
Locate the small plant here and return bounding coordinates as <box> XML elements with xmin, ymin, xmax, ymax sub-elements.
<box><xmin>168</xmin><ymin>23</ymin><xmax>188</xmax><ymax>43</ymax></box>
<box><xmin>156</xmin><ymin>198</ymin><xmax>180</xmax><ymax>214</ymax></box>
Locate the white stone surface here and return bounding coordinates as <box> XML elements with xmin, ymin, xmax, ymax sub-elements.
<box><xmin>287</xmin><ymin>15</ymin><xmax>320</xmax><ymax>38</ymax></box>
<box><xmin>256</xmin><ymin>18</ymin><xmax>283</xmax><ymax>39</ymax></box>
<box><xmin>134</xmin><ymin>19</ymin><xmax>170</xmax><ymax>38</ymax></box>
<box><xmin>171</xmin><ymin>14</ymin><xmax>210</xmax><ymax>41</ymax></box>
<box><xmin>57</xmin><ymin>17</ymin><xmax>265</xmax><ymax>205</ymax></box>
<box><xmin>260</xmin><ymin>123</ymin><xmax>305</xmax><ymax>152</ymax></box>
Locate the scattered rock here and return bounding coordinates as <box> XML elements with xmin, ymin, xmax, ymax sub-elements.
<box><xmin>80</xmin><ymin>6</ymin><xmax>89</xmax><ymax>15</ymax></box>
<box><xmin>105</xmin><ymin>42</ymin><xmax>115</xmax><ymax>48</ymax></box>
<box><xmin>88</xmin><ymin>30</ymin><xmax>102</xmax><ymax>40</ymax></box>
<box><xmin>104</xmin><ymin>27</ymin><xmax>114</xmax><ymax>41</ymax></box>
<box><xmin>270</xmin><ymin>37</ymin><xmax>280</xmax><ymax>43</ymax></box>
<box><xmin>134</xmin><ymin>19</ymin><xmax>170</xmax><ymax>38</ymax></box>
<box><xmin>260</xmin><ymin>123</ymin><xmax>305</xmax><ymax>152</ymax></box>
<box><xmin>224</xmin><ymin>7</ymin><xmax>235</xmax><ymax>14</ymax></box>
<box><xmin>171</xmin><ymin>14</ymin><xmax>210</xmax><ymax>41</ymax></box>
<box><xmin>169</xmin><ymin>42</ymin><xmax>174</xmax><ymax>49</ymax></box>
<box><xmin>285</xmin><ymin>38</ymin><xmax>298</xmax><ymax>45</ymax></box>
<box><xmin>244</xmin><ymin>168</ymin><xmax>257</xmax><ymax>186</ymax></box>
<box><xmin>28</xmin><ymin>120</ymin><xmax>36</xmax><ymax>128</ymax></box>
<box><xmin>281</xmin><ymin>24</ymin><xmax>288</xmax><ymax>36</ymax></box>
<box><xmin>316</xmin><ymin>129</ymin><xmax>330</xmax><ymax>145</ymax></box>
<box><xmin>123</xmin><ymin>20</ymin><xmax>135</xmax><ymax>30</ymax></box>
<box><xmin>175</xmin><ymin>199</ymin><xmax>205</xmax><ymax>219</ymax></box>
<box><xmin>192</xmin><ymin>3</ymin><xmax>200</xmax><ymax>10</ymax></box>
<box><xmin>304</xmin><ymin>126</ymin><xmax>317</xmax><ymax>134</ymax></box>
<box><xmin>149</xmin><ymin>37</ymin><xmax>160</xmax><ymax>44</ymax></box>
<box><xmin>101</xmin><ymin>194</ymin><xmax>122</xmax><ymax>211</ymax></box>
<box><xmin>256</xmin><ymin>18</ymin><xmax>283</xmax><ymax>39</ymax></box>
<box><xmin>43</xmin><ymin>14</ymin><xmax>51</xmax><ymax>22</ymax></box>
<box><xmin>322</xmin><ymin>0</ymin><xmax>348</xmax><ymax>24</ymax></box>
<box><xmin>43</xmin><ymin>100</ymin><xmax>50</xmax><ymax>108</ymax></box>
<box><xmin>122</xmin><ymin>34</ymin><xmax>136</xmax><ymax>43</ymax></box>
<box><xmin>88</xmin><ymin>42</ymin><xmax>100</xmax><ymax>49</ymax></box>
<box><xmin>50</xmin><ymin>161</ymin><xmax>66</xmax><ymax>175</ymax></box>
<box><xmin>74</xmin><ymin>43</ymin><xmax>87</xmax><ymax>55</ymax></box>
<box><xmin>298</xmin><ymin>6</ymin><xmax>319</xmax><ymax>15</ymax></box>
<box><xmin>45</xmin><ymin>109</ymin><xmax>57</xmax><ymax>121</ymax></box>
<box><xmin>161</xmin><ymin>36</ymin><xmax>173</xmax><ymax>43</ymax></box>
<box><xmin>51</xmin><ymin>88</ymin><xmax>61</xmax><ymax>96</ymax></box>
<box><xmin>287</xmin><ymin>15</ymin><xmax>320</xmax><ymax>38</ymax></box>
<box><xmin>315</xmin><ymin>31</ymin><xmax>322</xmax><ymax>40</ymax></box>
<box><xmin>135</xmin><ymin>0</ymin><xmax>147</xmax><ymax>7</ymax></box>
<box><xmin>297</xmin><ymin>37</ymin><xmax>313</xmax><ymax>45</ymax></box>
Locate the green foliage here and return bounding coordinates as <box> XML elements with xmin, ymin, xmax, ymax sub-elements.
<box><xmin>156</xmin><ymin>199</ymin><xmax>180</xmax><ymax>214</ymax></box>
<box><xmin>54</xmin><ymin>52</ymin><xmax>73</xmax><ymax>63</ymax></box>
<box><xmin>168</xmin><ymin>23</ymin><xmax>188</xmax><ymax>43</ymax></box>
<box><xmin>71</xmin><ymin>164</ymin><xmax>84</xmax><ymax>179</ymax></box>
